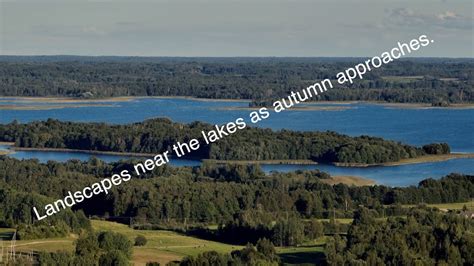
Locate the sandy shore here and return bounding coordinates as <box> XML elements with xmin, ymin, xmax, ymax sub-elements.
<box><xmin>0</xmin><ymin>103</ymin><xmax>115</xmax><ymax>110</ymax></box>
<box><xmin>214</xmin><ymin>106</ymin><xmax>351</xmax><ymax>111</ymax></box>
<box><xmin>1</xmin><ymin>96</ymin><xmax>472</xmax><ymax>109</ymax></box>
<box><xmin>369</xmin><ymin>102</ymin><xmax>474</xmax><ymax>109</ymax></box>
<box><xmin>0</xmin><ymin>150</ymin><xmax>11</xmax><ymax>155</ymax></box>
<box><xmin>139</xmin><ymin>96</ymin><xmax>250</xmax><ymax>102</ymax></box>
<box><xmin>0</xmin><ymin>142</ymin><xmax>14</xmax><ymax>155</ymax></box>
<box><xmin>333</xmin><ymin>153</ymin><xmax>474</xmax><ymax>168</ymax></box>
<box><xmin>0</xmin><ymin>96</ymin><xmax>136</xmax><ymax>103</ymax></box>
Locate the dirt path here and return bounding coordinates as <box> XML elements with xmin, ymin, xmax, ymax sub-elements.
<box><xmin>6</xmin><ymin>240</ymin><xmax>71</xmax><ymax>247</ymax></box>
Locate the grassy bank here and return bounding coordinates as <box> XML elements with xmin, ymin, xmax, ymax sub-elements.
<box><xmin>214</xmin><ymin>106</ymin><xmax>352</xmax><ymax>111</ymax></box>
<box><xmin>333</xmin><ymin>153</ymin><xmax>474</xmax><ymax>167</ymax></box>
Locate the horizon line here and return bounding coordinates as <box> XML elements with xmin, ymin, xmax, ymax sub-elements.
<box><xmin>0</xmin><ymin>54</ymin><xmax>473</xmax><ymax>59</ymax></box>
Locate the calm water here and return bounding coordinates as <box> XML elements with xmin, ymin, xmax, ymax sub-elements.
<box><xmin>1</xmin><ymin>97</ymin><xmax>473</xmax><ymax>186</ymax></box>
<box><xmin>0</xmin><ymin>145</ymin><xmax>201</xmax><ymax>167</ymax></box>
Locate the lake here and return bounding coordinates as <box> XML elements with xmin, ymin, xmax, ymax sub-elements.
<box><xmin>1</xmin><ymin>97</ymin><xmax>473</xmax><ymax>186</ymax></box>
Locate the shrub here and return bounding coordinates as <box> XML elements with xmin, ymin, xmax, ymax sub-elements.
<box><xmin>135</xmin><ymin>234</ymin><xmax>148</xmax><ymax>246</ymax></box>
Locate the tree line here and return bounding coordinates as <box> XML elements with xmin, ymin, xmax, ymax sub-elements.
<box><xmin>0</xmin><ymin>57</ymin><xmax>472</xmax><ymax>103</ymax></box>
<box><xmin>326</xmin><ymin>207</ymin><xmax>473</xmax><ymax>265</ymax></box>
<box><xmin>176</xmin><ymin>208</ymin><xmax>473</xmax><ymax>266</ymax></box>
<box><xmin>0</xmin><ymin>119</ymin><xmax>450</xmax><ymax>164</ymax></box>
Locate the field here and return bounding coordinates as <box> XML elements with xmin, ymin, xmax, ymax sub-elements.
<box><xmin>0</xmin><ymin>220</ymin><xmax>327</xmax><ymax>265</ymax></box>
<box><xmin>92</xmin><ymin>220</ymin><xmax>242</xmax><ymax>265</ymax></box>
<box><xmin>92</xmin><ymin>220</ymin><xmax>326</xmax><ymax>265</ymax></box>
<box><xmin>0</xmin><ymin>200</ymin><xmax>471</xmax><ymax>265</ymax></box>
<box><xmin>277</xmin><ymin>246</ymin><xmax>325</xmax><ymax>265</ymax></box>
<box><xmin>0</xmin><ymin>227</ymin><xmax>75</xmax><ymax>254</ymax></box>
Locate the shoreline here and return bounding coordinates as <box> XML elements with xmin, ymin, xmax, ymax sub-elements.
<box><xmin>1</xmin><ymin>96</ymin><xmax>472</xmax><ymax>109</ymax></box>
<box><xmin>0</xmin><ymin>96</ymin><xmax>135</xmax><ymax>103</ymax></box>
<box><xmin>9</xmin><ymin>146</ymin><xmax>156</xmax><ymax>158</ymax></box>
<box><xmin>370</xmin><ymin>102</ymin><xmax>474</xmax><ymax>110</ymax></box>
<box><xmin>0</xmin><ymin>103</ymin><xmax>115</xmax><ymax>110</ymax></box>
<box><xmin>333</xmin><ymin>153</ymin><xmax>474</xmax><ymax>168</ymax></box>
<box><xmin>202</xmin><ymin>159</ymin><xmax>319</xmax><ymax>165</ymax></box>
<box><xmin>3</xmin><ymin>145</ymin><xmax>474</xmax><ymax>167</ymax></box>
<box><xmin>213</xmin><ymin>106</ymin><xmax>351</xmax><ymax>111</ymax></box>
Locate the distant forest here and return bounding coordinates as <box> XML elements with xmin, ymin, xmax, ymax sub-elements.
<box><xmin>0</xmin><ymin>119</ymin><xmax>450</xmax><ymax>164</ymax></box>
<box><xmin>0</xmin><ymin>56</ymin><xmax>472</xmax><ymax>103</ymax></box>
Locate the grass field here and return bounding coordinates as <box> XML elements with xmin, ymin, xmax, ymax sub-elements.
<box><xmin>3</xmin><ymin>202</ymin><xmax>470</xmax><ymax>265</ymax></box>
<box><xmin>277</xmin><ymin>246</ymin><xmax>325</xmax><ymax>265</ymax></box>
<box><xmin>0</xmin><ymin>220</ymin><xmax>328</xmax><ymax>265</ymax></box>
<box><xmin>92</xmin><ymin>220</ymin><xmax>242</xmax><ymax>265</ymax></box>
<box><xmin>276</xmin><ymin>236</ymin><xmax>327</xmax><ymax>265</ymax></box>
<box><xmin>0</xmin><ymin>229</ymin><xmax>76</xmax><ymax>254</ymax></box>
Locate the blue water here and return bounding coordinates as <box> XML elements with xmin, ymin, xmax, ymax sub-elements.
<box><xmin>1</xmin><ymin>97</ymin><xmax>473</xmax><ymax>186</ymax></box>
<box><xmin>261</xmin><ymin>159</ymin><xmax>474</xmax><ymax>187</ymax></box>
<box><xmin>0</xmin><ymin>145</ymin><xmax>200</xmax><ymax>167</ymax></box>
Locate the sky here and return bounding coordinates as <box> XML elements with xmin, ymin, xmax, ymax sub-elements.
<box><xmin>0</xmin><ymin>0</ymin><xmax>473</xmax><ymax>57</ymax></box>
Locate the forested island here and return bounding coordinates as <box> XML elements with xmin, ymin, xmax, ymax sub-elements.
<box><xmin>0</xmin><ymin>118</ymin><xmax>453</xmax><ymax>165</ymax></box>
<box><xmin>0</xmin><ymin>156</ymin><xmax>473</xmax><ymax>264</ymax></box>
<box><xmin>0</xmin><ymin>56</ymin><xmax>472</xmax><ymax>104</ymax></box>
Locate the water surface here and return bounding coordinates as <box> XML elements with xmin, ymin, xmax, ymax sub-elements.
<box><xmin>1</xmin><ymin>97</ymin><xmax>473</xmax><ymax>186</ymax></box>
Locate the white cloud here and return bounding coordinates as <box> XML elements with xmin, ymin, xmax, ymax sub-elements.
<box><xmin>385</xmin><ymin>8</ymin><xmax>472</xmax><ymax>30</ymax></box>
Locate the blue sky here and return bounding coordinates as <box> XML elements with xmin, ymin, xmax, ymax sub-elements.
<box><xmin>0</xmin><ymin>0</ymin><xmax>472</xmax><ymax>57</ymax></box>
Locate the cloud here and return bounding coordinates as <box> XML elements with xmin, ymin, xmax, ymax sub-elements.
<box><xmin>81</xmin><ymin>26</ymin><xmax>106</xmax><ymax>36</ymax></box>
<box><xmin>437</xmin><ymin>11</ymin><xmax>458</xmax><ymax>20</ymax></box>
<box><xmin>385</xmin><ymin>8</ymin><xmax>472</xmax><ymax>30</ymax></box>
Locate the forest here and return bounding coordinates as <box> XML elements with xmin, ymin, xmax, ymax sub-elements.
<box><xmin>0</xmin><ymin>156</ymin><xmax>473</xmax><ymax>264</ymax></box>
<box><xmin>0</xmin><ymin>56</ymin><xmax>472</xmax><ymax>103</ymax></box>
<box><xmin>1</xmin><ymin>156</ymin><xmax>472</xmax><ymax>236</ymax></box>
<box><xmin>174</xmin><ymin>208</ymin><xmax>473</xmax><ymax>266</ymax></box>
<box><xmin>0</xmin><ymin>119</ymin><xmax>450</xmax><ymax>164</ymax></box>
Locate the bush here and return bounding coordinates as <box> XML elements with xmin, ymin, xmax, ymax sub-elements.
<box><xmin>422</xmin><ymin>143</ymin><xmax>450</xmax><ymax>154</ymax></box>
<box><xmin>99</xmin><ymin>250</ymin><xmax>129</xmax><ymax>266</ymax></box>
<box><xmin>135</xmin><ymin>234</ymin><xmax>148</xmax><ymax>246</ymax></box>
